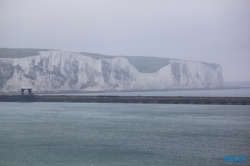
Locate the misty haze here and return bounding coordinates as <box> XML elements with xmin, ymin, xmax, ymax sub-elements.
<box><xmin>0</xmin><ymin>1</ymin><xmax>250</xmax><ymax>166</ymax></box>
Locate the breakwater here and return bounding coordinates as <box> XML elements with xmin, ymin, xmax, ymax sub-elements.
<box><xmin>0</xmin><ymin>95</ymin><xmax>250</xmax><ymax>105</ymax></box>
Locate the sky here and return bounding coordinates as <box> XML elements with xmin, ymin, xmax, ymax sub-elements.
<box><xmin>0</xmin><ymin>0</ymin><xmax>250</xmax><ymax>82</ymax></box>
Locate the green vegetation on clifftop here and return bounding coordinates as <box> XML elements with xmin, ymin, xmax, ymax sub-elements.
<box><xmin>0</xmin><ymin>48</ymin><xmax>50</xmax><ymax>58</ymax></box>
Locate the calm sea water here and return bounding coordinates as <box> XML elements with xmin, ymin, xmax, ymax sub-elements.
<box><xmin>0</xmin><ymin>103</ymin><xmax>249</xmax><ymax>166</ymax></box>
<box><xmin>41</xmin><ymin>88</ymin><xmax>250</xmax><ymax>97</ymax></box>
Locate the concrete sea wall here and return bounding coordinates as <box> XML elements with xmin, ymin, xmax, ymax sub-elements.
<box><xmin>0</xmin><ymin>95</ymin><xmax>250</xmax><ymax>105</ymax></box>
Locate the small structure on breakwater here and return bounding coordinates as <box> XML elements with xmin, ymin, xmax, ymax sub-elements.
<box><xmin>21</xmin><ymin>86</ymin><xmax>33</xmax><ymax>95</ymax></box>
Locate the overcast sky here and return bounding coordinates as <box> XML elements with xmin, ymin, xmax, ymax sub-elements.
<box><xmin>0</xmin><ymin>0</ymin><xmax>249</xmax><ymax>82</ymax></box>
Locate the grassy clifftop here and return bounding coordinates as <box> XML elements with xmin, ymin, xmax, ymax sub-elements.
<box><xmin>0</xmin><ymin>48</ymin><xmax>219</xmax><ymax>73</ymax></box>
<box><xmin>0</xmin><ymin>48</ymin><xmax>171</xmax><ymax>73</ymax></box>
<box><xmin>80</xmin><ymin>52</ymin><xmax>170</xmax><ymax>73</ymax></box>
<box><xmin>0</xmin><ymin>48</ymin><xmax>50</xmax><ymax>58</ymax></box>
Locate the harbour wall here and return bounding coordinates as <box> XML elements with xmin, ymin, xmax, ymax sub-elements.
<box><xmin>0</xmin><ymin>95</ymin><xmax>250</xmax><ymax>105</ymax></box>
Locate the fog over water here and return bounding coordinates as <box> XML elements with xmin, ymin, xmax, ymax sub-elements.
<box><xmin>0</xmin><ymin>0</ymin><xmax>249</xmax><ymax>82</ymax></box>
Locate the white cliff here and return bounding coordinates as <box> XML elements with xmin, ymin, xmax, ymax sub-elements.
<box><xmin>0</xmin><ymin>50</ymin><xmax>223</xmax><ymax>92</ymax></box>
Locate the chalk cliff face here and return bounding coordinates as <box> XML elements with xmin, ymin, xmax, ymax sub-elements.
<box><xmin>0</xmin><ymin>50</ymin><xmax>223</xmax><ymax>92</ymax></box>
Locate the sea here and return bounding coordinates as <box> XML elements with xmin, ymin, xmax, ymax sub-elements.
<box><xmin>0</xmin><ymin>103</ymin><xmax>249</xmax><ymax>166</ymax></box>
<box><xmin>0</xmin><ymin>82</ymin><xmax>250</xmax><ymax>165</ymax></box>
<box><xmin>39</xmin><ymin>81</ymin><xmax>250</xmax><ymax>97</ymax></box>
<box><xmin>40</xmin><ymin>87</ymin><xmax>250</xmax><ymax>97</ymax></box>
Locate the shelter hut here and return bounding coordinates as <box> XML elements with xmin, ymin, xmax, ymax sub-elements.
<box><xmin>21</xmin><ymin>86</ymin><xmax>33</xmax><ymax>95</ymax></box>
